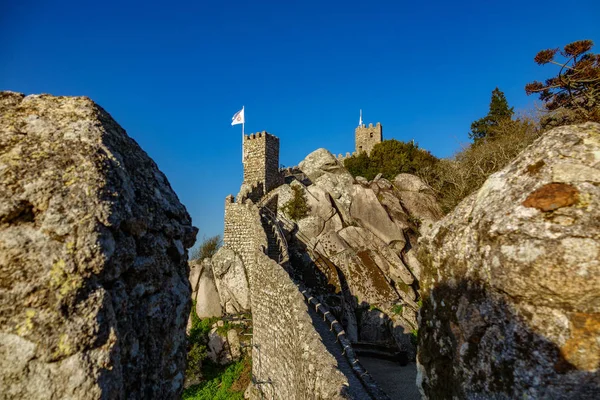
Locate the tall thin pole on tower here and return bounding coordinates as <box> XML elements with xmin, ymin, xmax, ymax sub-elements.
<box><xmin>359</xmin><ymin>109</ymin><xmax>363</xmax><ymax>126</ymax></box>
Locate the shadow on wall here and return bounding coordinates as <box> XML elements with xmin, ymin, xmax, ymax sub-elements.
<box><xmin>288</xmin><ymin>241</ymin><xmax>412</xmax><ymax>354</ymax></box>
<box><xmin>418</xmin><ymin>279</ymin><xmax>600</xmax><ymax>400</ymax></box>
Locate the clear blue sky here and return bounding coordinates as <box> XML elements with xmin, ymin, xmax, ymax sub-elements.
<box><xmin>1</xmin><ymin>0</ymin><xmax>599</xmax><ymax>244</ymax></box>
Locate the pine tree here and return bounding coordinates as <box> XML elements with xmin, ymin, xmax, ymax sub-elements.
<box><xmin>469</xmin><ymin>88</ymin><xmax>514</xmax><ymax>142</ymax></box>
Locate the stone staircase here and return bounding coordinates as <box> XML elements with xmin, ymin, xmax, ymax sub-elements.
<box><xmin>257</xmin><ymin>204</ymin><xmax>391</xmax><ymax>400</ymax></box>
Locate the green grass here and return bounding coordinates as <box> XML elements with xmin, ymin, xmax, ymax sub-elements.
<box><xmin>185</xmin><ymin>303</ymin><xmax>253</xmax><ymax>399</ymax></box>
<box><xmin>183</xmin><ymin>358</ymin><xmax>250</xmax><ymax>400</ymax></box>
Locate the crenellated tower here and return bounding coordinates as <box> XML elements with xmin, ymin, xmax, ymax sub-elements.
<box><xmin>243</xmin><ymin>131</ymin><xmax>283</xmax><ymax>199</ymax></box>
<box><xmin>355</xmin><ymin>122</ymin><xmax>383</xmax><ymax>155</ymax></box>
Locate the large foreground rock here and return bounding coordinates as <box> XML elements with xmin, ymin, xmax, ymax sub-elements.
<box><xmin>0</xmin><ymin>92</ymin><xmax>197</xmax><ymax>399</ymax></box>
<box><xmin>417</xmin><ymin>123</ymin><xmax>600</xmax><ymax>399</ymax></box>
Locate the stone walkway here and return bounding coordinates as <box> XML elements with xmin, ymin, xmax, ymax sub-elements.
<box><xmin>358</xmin><ymin>357</ymin><xmax>420</xmax><ymax>400</ymax></box>
<box><xmin>307</xmin><ymin>307</ymin><xmax>373</xmax><ymax>400</ymax></box>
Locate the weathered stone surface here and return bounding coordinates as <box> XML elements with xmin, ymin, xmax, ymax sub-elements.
<box><xmin>418</xmin><ymin>123</ymin><xmax>600</xmax><ymax>399</ymax></box>
<box><xmin>207</xmin><ymin>327</ymin><xmax>232</xmax><ymax>365</ymax></box>
<box><xmin>299</xmin><ymin>149</ymin><xmax>355</xmax><ymax>215</ymax></box>
<box><xmin>402</xmin><ymin>249</ymin><xmax>423</xmax><ymax>281</ymax></box>
<box><xmin>299</xmin><ymin>148</ymin><xmax>354</xmax><ymax>184</ymax></box>
<box><xmin>391</xmin><ymin>319</ymin><xmax>417</xmax><ymax>360</ymax></box>
<box><xmin>0</xmin><ymin>92</ymin><xmax>197</xmax><ymax>399</ymax></box>
<box><xmin>392</xmin><ymin>174</ymin><xmax>442</xmax><ymax>237</ymax></box>
<box><xmin>377</xmin><ymin>190</ymin><xmax>411</xmax><ymax>231</ymax></box>
<box><xmin>393</xmin><ymin>173</ymin><xmax>435</xmax><ymax>194</ymax></box>
<box><xmin>314</xmin><ymin>230</ymin><xmax>350</xmax><ymax>259</ymax></box>
<box><xmin>227</xmin><ymin>329</ymin><xmax>242</xmax><ymax>361</ymax></box>
<box><xmin>522</xmin><ymin>182</ymin><xmax>579</xmax><ymax>211</ymax></box>
<box><xmin>339</xmin><ymin>227</ymin><xmax>414</xmax><ymax>287</ymax></box>
<box><xmin>349</xmin><ymin>185</ymin><xmax>405</xmax><ymax>246</ymax></box>
<box><xmin>331</xmin><ymin>251</ymin><xmax>399</xmax><ymax>306</ymax></box>
<box><xmin>297</xmin><ymin>214</ymin><xmax>326</xmax><ymax>239</ymax></box>
<box><xmin>194</xmin><ymin>259</ymin><xmax>223</xmax><ymax>318</ymax></box>
<box><xmin>211</xmin><ymin>247</ymin><xmax>250</xmax><ymax>314</ymax></box>
<box><xmin>358</xmin><ymin>309</ymin><xmax>393</xmax><ymax>343</ymax></box>
<box><xmin>189</xmin><ymin>260</ymin><xmax>202</xmax><ymax>298</ymax></box>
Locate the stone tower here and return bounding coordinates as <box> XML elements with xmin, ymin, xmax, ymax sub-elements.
<box><xmin>355</xmin><ymin>122</ymin><xmax>383</xmax><ymax>155</ymax></box>
<box><xmin>243</xmin><ymin>131</ymin><xmax>282</xmax><ymax>197</ymax></box>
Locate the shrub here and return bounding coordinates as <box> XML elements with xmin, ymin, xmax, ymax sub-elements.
<box><xmin>423</xmin><ymin>116</ymin><xmax>541</xmax><ymax>213</ymax></box>
<box><xmin>282</xmin><ymin>185</ymin><xmax>310</xmax><ymax>221</ymax></box>
<box><xmin>344</xmin><ymin>151</ymin><xmax>374</xmax><ymax>179</ymax></box>
<box><xmin>191</xmin><ymin>235</ymin><xmax>222</xmax><ymax>262</ymax></box>
<box><xmin>344</xmin><ymin>139</ymin><xmax>438</xmax><ymax>181</ymax></box>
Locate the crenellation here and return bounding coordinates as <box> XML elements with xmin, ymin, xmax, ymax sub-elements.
<box><xmin>242</xmin><ymin>131</ymin><xmax>283</xmax><ymax>202</ymax></box>
<box><xmin>355</xmin><ymin>122</ymin><xmax>383</xmax><ymax>155</ymax></box>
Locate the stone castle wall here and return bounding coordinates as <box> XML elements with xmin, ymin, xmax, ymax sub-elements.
<box><xmin>223</xmin><ymin>196</ymin><xmax>351</xmax><ymax>399</ymax></box>
<box><xmin>223</xmin><ymin>195</ymin><xmax>266</xmax><ymax>269</ymax></box>
<box><xmin>249</xmin><ymin>251</ymin><xmax>350</xmax><ymax>399</ymax></box>
<box><xmin>243</xmin><ymin>132</ymin><xmax>283</xmax><ymax>199</ymax></box>
<box><xmin>355</xmin><ymin>122</ymin><xmax>383</xmax><ymax>155</ymax></box>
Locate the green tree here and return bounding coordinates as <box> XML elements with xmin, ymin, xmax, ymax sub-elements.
<box><xmin>525</xmin><ymin>39</ymin><xmax>600</xmax><ymax>126</ymax></box>
<box><xmin>469</xmin><ymin>88</ymin><xmax>514</xmax><ymax>142</ymax></box>
<box><xmin>344</xmin><ymin>139</ymin><xmax>438</xmax><ymax>181</ymax></box>
<box><xmin>344</xmin><ymin>151</ymin><xmax>375</xmax><ymax>180</ymax></box>
<box><xmin>191</xmin><ymin>235</ymin><xmax>222</xmax><ymax>261</ymax></box>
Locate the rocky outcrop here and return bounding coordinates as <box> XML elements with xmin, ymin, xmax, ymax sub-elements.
<box><xmin>393</xmin><ymin>174</ymin><xmax>442</xmax><ymax>236</ymax></box>
<box><xmin>210</xmin><ymin>247</ymin><xmax>250</xmax><ymax>314</ymax></box>
<box><xmin>417</xmin><ymin>123</ymin><xmax>600</xmax><ymax>399</ymax></box>
<box><xmin>206</xmin><ymin>324</ymin><xmax>244</xmax><ymax>365</ymax></box>
<box><xmin>270</xmin><ymin>148</ymin><xmax>442</xmax><ymax>357</ymax></box>
<box><xmin>0</xmin><ymin>92</ymin><xmax>197</xmax><ymax>399</ymax></box>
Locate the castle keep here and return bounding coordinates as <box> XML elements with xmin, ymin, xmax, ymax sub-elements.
<box><xmin>355</xmin><ymin>122</ymin><xmax>382</xmax><ymax>155</ymax></box>
<box><xmin>243</xmin><ymin>131</ymin><xmax>282</xmax><ymax>197</ymax></box>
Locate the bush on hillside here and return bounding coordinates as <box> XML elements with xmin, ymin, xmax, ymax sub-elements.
<box><xmin>344</xmin><ymin>151</ymin><xmax>373</xmax><ymax>180</ymax></box>
<box><xmin>344</xmin><ymin>139</ymin><xmax>438</xmax><ymax>181</ymax></box>
<box><xmin>191</xmin><ymin>235</ymin><xmax>222</xmax><ymax>261</ymax></box>
<box><xmin>421</xmin><ymin>117</ymin><xmax>541</xmax><ymax>213</ymax></box>
<box><xmin>282</xmin><ymin>185</ymin><xmax>311</xmax><ymax>221</ymax></box>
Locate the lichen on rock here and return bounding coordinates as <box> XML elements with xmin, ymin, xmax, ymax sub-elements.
<box><xmin>417</xmin><ymin>122</ymin><xmax>600</xmax><ymax>399</ymax></box>
<box><xmin>0</xmin><ymin>92</ymin><xmax>197</xmax><ymax>399</ymax></box>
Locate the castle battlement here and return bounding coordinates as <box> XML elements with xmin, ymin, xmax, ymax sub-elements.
<box><xmin>242</xmin><ymin>130</ymin><xmax>283</xmax><ymax>203</ymax></box>
<box><xmin>245</xmin><ymin>131</ymin><xmax>280</xmax><ymax>141</ymax></box>
<box><xmin>355</xmin><ymin>122</ymin><xmax>383</xmax><ymax>155</ymax></box>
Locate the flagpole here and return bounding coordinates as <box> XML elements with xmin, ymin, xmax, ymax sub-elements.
<box><xmin>241</xmin><ymin>106</ymin><xmax>245</xmax><ymax>163</ymax></box>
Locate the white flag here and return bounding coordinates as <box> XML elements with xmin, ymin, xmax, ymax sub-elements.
<box><xmin>231</xmin><ymin>107</ymin><xmax>244</xmax><ymax>126</ymax></box>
